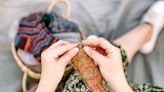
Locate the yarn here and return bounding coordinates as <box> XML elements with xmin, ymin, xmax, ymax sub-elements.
<box><xmin>15</xmin><ymin>12</ymin><xmax>80</xmax><ymax>62</ymax></box>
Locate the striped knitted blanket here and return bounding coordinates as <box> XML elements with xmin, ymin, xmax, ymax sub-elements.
<box><xmin>15</xmin><ymin>12</ymin><xmax>80</xmax><ymax>62</ymax></box>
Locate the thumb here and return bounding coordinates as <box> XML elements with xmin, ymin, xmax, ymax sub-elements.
<box><xmin>58</xmin><ymin>48</ymin><xmax>79</xmax><ymax>67</ymax></box>
<box><xmin>83</xmin><ymin>46</ymin><xmax>106</xmax><ymax>66</ymax></box>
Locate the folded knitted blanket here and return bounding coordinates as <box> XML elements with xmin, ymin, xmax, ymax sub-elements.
<box><xmin>15</xmin><ymin>12</ymin><xmax>80</xmax><ymax>62</ymax></box>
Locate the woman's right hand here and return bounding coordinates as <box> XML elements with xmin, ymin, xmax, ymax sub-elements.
<box><xmin>82</xmin><ymin>37</ymin><xmax>133</xmax><ymax>92</ymax></box>
<box><xmin>36</xmin><ymin>40</ymin><xmax>79</xmax><ymax>92</ymax></box>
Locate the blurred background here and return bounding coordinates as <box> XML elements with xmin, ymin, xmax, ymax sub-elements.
<box><xmin>0</xmin><ymin>0</ymin><xmax>163</xmax><ymax>92</ymax></box>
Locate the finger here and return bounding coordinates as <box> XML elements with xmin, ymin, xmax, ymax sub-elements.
<box><xmin>50</xmin><ymin>43</ymin><xmax>78</xmax><ymax>58</ymax></box>
<box><xmin>82</xmin><ymin>37</ymin><xmax>113</xmax><ymax>54</ymax></box>
<box><xmin>83</xmin><ymin>46</ymin><xmax>106</xmax><ymax>66</ymax></box>
<box><xmin>48</xmin><ymin>40</ymin><xmax>70</xmax><ymax>50</ymax></box>
<box><xmin>58</xmin><ymin>47</ymin><xmax>79</xmax><ymax>66</ymax></box>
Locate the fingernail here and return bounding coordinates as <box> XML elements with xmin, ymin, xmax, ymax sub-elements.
<box><xmin>83</xmin><ymin>46</ymin><xmax>90</xmax><ymax>52</ymax></box>
<box><xmin>73</xmin><ymin>47</ymin><xmax>79</xmax><ymax>52</ymax></box>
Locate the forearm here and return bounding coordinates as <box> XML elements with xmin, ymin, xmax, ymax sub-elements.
<box><xmin>114</xmin><ymin>23</ymin><xmax>153</xmax><ymax>62</ymax></box>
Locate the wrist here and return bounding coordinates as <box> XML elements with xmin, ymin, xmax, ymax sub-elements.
<box><xmin>36</xmin><ymin>79</ymin><xmax>57</xmax><ymax>92</ymax></box>
<box><xmin>107</xmin><ymin>75</ymin><xmax>133</xmax><ymax>92</ymax></box>
<box><xmin>111</xmin><ymin>81</ymin><xmax>132</xmax><ymax>92</ymax></box>
<box><xmin>36</xmin><ymin>75</ymin><xmax>59</xmax><ymax>92</ymax></box>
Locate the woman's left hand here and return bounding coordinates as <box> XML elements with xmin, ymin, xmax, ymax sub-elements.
<box><xmin>82</xmin><ymin>37</ymin><xmax>133</xmax><ymax>92</ymax></box>
<box><xmin>36</xmin><ymin>40</ymin><xmax>79</xmax><ymax>92</ymax></box>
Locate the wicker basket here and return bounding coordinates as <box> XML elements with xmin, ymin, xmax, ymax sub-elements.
<box><xmin>11</xmin><ymin>0</ymin><xmax>87</xmax><ymax>91</ymax></box>
<box><xmin>11</xmin><ymin>0</ymin><xmax>73</xmax><ymax>92</ymax></box>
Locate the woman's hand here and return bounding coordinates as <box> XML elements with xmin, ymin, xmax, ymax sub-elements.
<box><xmin>82</xmin><ymin>37</ymin><xmax>133</xmax><ymax>92</ymax></box>
<box><xmin>36</xmin><ymin>40</ymin><xmax>79</xmax><ymax>92</ymax></box>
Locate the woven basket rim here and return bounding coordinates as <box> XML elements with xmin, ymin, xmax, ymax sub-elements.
<box><xmin>47</xmin><ymin>0</ymin><xmax>71</xmax><ymax>19</ymax></box>
<box><xmin>11</xmin><ymin>42</ymin><xmax>41</xmax><ymax>80</ymax></box>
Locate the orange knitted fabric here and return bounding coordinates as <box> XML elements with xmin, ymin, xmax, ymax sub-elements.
<box><xmin>71</xmin><ymin>44</ymin><xmax>108</xmax><ymax>92</ymax></box>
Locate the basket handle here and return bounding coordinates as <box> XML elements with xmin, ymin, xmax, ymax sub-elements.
<box><xmin>22</xmin><ymin>73</ymin><xmax>28</xmax><ymax>92</ymax></box>
<box><xmin>47</xmin><ymin>0</ymin><xmax>71</xmax><ymax>19</ymax></box>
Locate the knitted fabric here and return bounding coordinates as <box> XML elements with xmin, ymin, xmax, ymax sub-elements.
<box><xmin>71</xmin><ymin>44</ymin><xmax>109</xmax><ymax>92</ymax></box>
<box><xmin>15</xmin><ymin>12</ymin><xmax>80</xmax><ymax>62</ymax></box>
<box><xmin>44</xmin><ymin>12</ymin><xmax>79</xmax><ymax>33</ymax></box>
